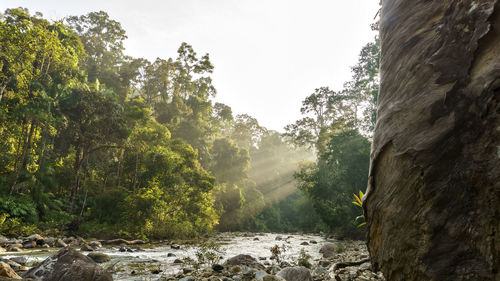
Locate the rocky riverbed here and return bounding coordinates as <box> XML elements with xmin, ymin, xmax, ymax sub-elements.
<box><xmin>0</xmin><ymin>233</ymin><xmax>385</xmax><ymax>280</ymax></box>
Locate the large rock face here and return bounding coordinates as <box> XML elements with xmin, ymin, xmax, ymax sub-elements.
<box><xmin>364</xmin><ymin>1</ymin><xmax>500</xmax><ymax>281</ymax></box>
<box><xmin>22</xmin><ymin>247</ymin><xmax>112</xmax><ymax>281</ymax></box>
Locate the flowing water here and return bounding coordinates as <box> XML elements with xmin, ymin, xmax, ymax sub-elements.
<box><xmin>1</xmin><ymin>233</ymin><xmax>337</xmax><ymax>280</ymax></box>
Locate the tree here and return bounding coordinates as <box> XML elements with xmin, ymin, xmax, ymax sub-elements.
<box><xmin>66</xmin><ymin>11</ymin><xmax>126</xmax><ymax>84</ymax></box>
<box><xmin>284</xmin><ymin>87</ymin><xmax>355</xmax><ymax>153</ymax></box>
<box><xmin>230</xmin><ymin>114</ymin><xmax>266</xmax><ymax>151</ymax></box>
<box><xmin>296</xmin><ymin>130</ymin><xmax>370</xmax><ymax>236</ymax></box>
<box><xmin>364</xmin><ymin>1</ymin><xmax>499</xmax><ymax>280</ymax></box>
<box><xmin>56</xmin><ymin>87</ymin><xmax>129</xmax><ymax>212</ymax></box>
<box><xmin>343</xmin><ymin>26</ymin><xmax>380</xmax><ymax>133</ymax></box>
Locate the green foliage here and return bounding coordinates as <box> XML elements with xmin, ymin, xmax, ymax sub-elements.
<box><xmin>195</xmin><ymin>242</ymin><xmax>224</xmax><ymax>267</ymax></box>
<box><xmin>0</xmin><ymin>9</ymin><xmax>218</xmax><ymax>239</ymax></box>
<box><xmin>0</xmin><ymin>195</ymin><xmax>38</xmax><ymax>223</ymax></box>
<box><xmin>296</xmin><ymin>130</ymin><xmax>371</xmax><ymax>237</ymax></box>
<box><xmin>0</xmin><ymin>7</ymin><xmax>379</xmax><ymax>240</ymax></box>
<box><xmin>295</xmin><ymin>248</ymin><xmax>312</xmax><ymax>269</ymax></box>
<box><xmin>335</xmin><ymin>244</ymin><xmax>346</xmax><ymax>253</ymax></box>
<box><xmin>270</xmin><ymin>244</ymin><xmax>288</xmax><ymax>264</ymax></box>
<box><xmin>352</xmin><ymin>190</ymin><xmax>366</xmax><ymax>227</ymax></box>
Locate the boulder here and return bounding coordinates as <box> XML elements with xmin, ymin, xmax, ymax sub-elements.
<box><xmin>0</xmin><ymin>236</ymin><xmax>9</xmax><ymax>246</ymax></box>
<box><xmin>0</xmin><ymin>247</ymin><xmax>5</xmax><ymax>253</ymax></box>
<box><xmin>276</xmin><ymin>266</ymin><xmax>312</xmax><ymax>281</ymax></box>
<box><xmin>80</xmin><ymin>244</ymin><xmax>94</xmax><ymax>252</ymax></box>
<box><xmin>318</xmin><ymin>243</ymin><xmax>336</xmax><ymax>258</ymax></box>
<box><xmin>6</xmin><ymin>245</ymin><xmax>22</xmax><ymax>252</ymax></box>
<box><xmin>88</xmin><ymin>241</ymin><xmax>102</xmax><ymax>249</ymax></box>
<box><xmin>225</xmin><ymin>254</ymin><xmax>265</xmax><ymax>270</ymax></box>
<box><xmin>4</xmin><ymin>261</ymin><xmax>22</xmax><ymax>271</ymax></box>
<box><xmin>9</xmin><ymin>257</ymin><xmax>27</xmax><ymax>266</ymax></box>
<box><xmin>62</xmin><ymin>237</ymin><xmax>77</xmax><ymax>245</ymax></box>
<box><xmin>21</xmin><ymin>241</ymin><xmax>36</xmax><ymax>249</ymax></box>
<box><xmin>43</xmin><ymin>238</ymin><xmax>55</xmax><ymax>247</ymax></box>
<box><xmin>0</xmin><ymin>262</ymin><xmax>21</xmax><ymax>279</ymax></box>
<box><xmin>55</xmin><ymin>239</ymin><xmax>67</xmax><ymax>248</ymax></box>
<box><xmin>255</xmin><ymin>270</ymin><xmax>267</xmax><ymax>280</ymax></box>
<box><xmin>262</xmin><ymin>275</ymin><xmax>285</xmax><ymax>281</ymax></box>
<box><xmin>26</xmin><ymin>235</ymin><xmax>44</xmax><ymax>245</ymax></box>
<box><xmin>22</xmin><ymin>247</ymin><xmax>112</xmax><ymax>281</ymax></box>
<box><xmin>87</xmin><ymin>252</ymin><xmax>111</xmax><ymax>263</ymax></box>
<box><xmin>365</xmin><ymin>1</ymin><xmax>500</xmax><ymax>281</ymax></box>
<box><xmin>212</xmin><ymin>264</ymin><xmax>224</xmax><ymax>272</ymax></box>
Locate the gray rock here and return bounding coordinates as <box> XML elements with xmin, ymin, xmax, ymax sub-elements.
<box><xmin>88</xmin><ymin>241</ymin><xmax>102</xmax><ymax>248</ymax></box>
<box><xmin>22</xmin><ymin>241</ymin><xmax>36</xmax><ymax>249</ymax></box>
<box><xmin>312</xmin><ymin>266</ymin><xmax>328</xmax><ymax>277</ymax></box>
<box><xmin>318</xmin><ymin>260</ymin><xmax>331</xmax><ymax>268</ymax></box>
<box><xmin>255</xmin><ymin>270</ymin><xmax>267</xmax><ymax>281</ymax></box>
<box><xmin>22</xmin><ymin>247</ymin><xmax>112</xmax><ymax>281</ymax></box>
<box><xmin>0</xmin><ymin>236</ymin><xmax>8</xmax><ymax>246</ymax></box>
<box><xmin>5</xmin><ymin>260</ymin><xmax>22</xmax><ymax>271</ymax></box>
<box><xmin>318</xmin><ymin>243</ymin><xmax>336</xmax><ymax>258</ymax></box>
<box><xmin>262</xmin><ymin>275</ymin><xmax>286</xmax><ymax>281</ymax></box>
<box><xmin>179</xmin><ymin>277</ymin><xmax>195</xmax><ymax>281</ymax></box>
<box><xmin>212</xmin><ymin>264</ymin><xmax>224</xmax><ymax>272</ymax></box>
<box><xmin>10</xmin><ymin>257</ymin><xmax>27</xmax><ymax>266</ymax></box>
<box><xmin>55</xmin><ymin>239</ymin><xmax>67</xmax><ymax>248</ymax></box>
<box><xmin>6</xmin><ymin>245</ymin><xmax>22</xmax><ymax>252</ymax></box>
<box><xmin>26</xmin><ymin>235</ymin><xmax>44</xmax><ymax>245</ymax></box>
<box><xmin>80</xmin><ymin>244</ymin><xmax>94</xmax><ymax>252</ymax></box>
<box><xmin>225</xmin><ymin>254</ymin><xmax>265</xmax><ymax>270</ymax></box>
<box><xmin>277</xmin><ymin>266</ymin><xmax>312</xmax><ymax>281</ymax></box>
<box><xmin>62</xmin><ymin>237</ymin><xmax>77</xmax><ymax>245</ymax></box>
<box><xmin>44</xmin><ymin>238</ymin><xmax>56</xmax><ymax>247</ymax></box>
<box><xmin>87</xmin><ymin>252</ymin><xmax>111</xmax><ymax>263</ymax></box>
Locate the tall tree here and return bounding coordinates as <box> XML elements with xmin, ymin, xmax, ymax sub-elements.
<box><xmin>364</xmin><ymin>1</ymin><xmax>499</xmax><ymax>280</ymax></box>
<box><xmin>284</xmin><ymin>87</ymin><xmax>355</xmax><ymax>153</ymax></box>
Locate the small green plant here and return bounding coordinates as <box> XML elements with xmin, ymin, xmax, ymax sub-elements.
<box><xmin>270</xmin><ymin>244</ymin><xmax>288</xmax><ymax>264</ymax></box>
<box><xmin>296</xmin><ymin>248</ymin><xmax>312</xmax><ymax>268</ymax></box>
<box><xmin>335</xmin><ymin>244</ymin><xmax>346</xmax><ymax>253</ymax></box>
<box><xmin>182</xmin><ymin>256</ymin><xmax>197</xmax><ymax>269</ymax></box>
<box><xmin>195</xmin><ymin>242</ymin><xmax>224</xmax><ymax>267</ymax></box>
<box><xmin>0</xmin><ymin>213</ymin><xmax>9</xmax><ymax>225</ymax></box>
<box><xmin>352</xmin><ymin>190</ymin><xmax>366</xmax><ymax>227</ymax></box>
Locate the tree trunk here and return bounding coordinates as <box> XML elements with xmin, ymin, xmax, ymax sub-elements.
<box><xmin>364</xmin><ymin>1</ymin><xmax>500</xmax><ymax>281</ymax></box>
<box><xmin>68</xmin><ymin>146</ymin><xmax>83</xmax><ymax>213</ymax></box>
<box><xmin>10</xmin><ymin>121</ymin><xmax>36</xmax><ymax>195</ymax></box>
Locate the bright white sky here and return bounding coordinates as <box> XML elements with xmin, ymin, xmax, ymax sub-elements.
<box><xmin>1</xmin><ymin>0</ymin><xmax>379</xmax><ymax>132</ymax></box>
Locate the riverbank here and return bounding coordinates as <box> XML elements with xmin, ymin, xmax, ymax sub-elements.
<box><xmin>0</xmin><ymin>232</ymin><xmax>385</xmax><ymax>280</ymax></box>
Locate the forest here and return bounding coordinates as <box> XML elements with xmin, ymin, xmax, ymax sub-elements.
<box><xmin>0</xmin><ymin>7</ymin><xmax>379</xmax><ymax>240</ymax></box>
